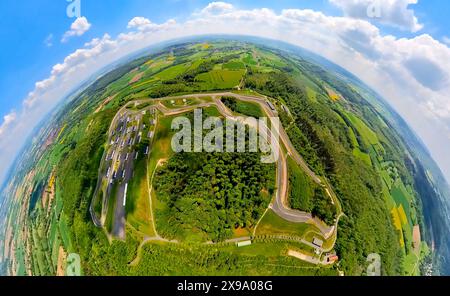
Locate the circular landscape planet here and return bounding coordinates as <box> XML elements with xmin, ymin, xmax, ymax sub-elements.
<box><xmin>1</xmin><ymin>38</ymin><xmax>449</xmax><ymax>276</ymax></box>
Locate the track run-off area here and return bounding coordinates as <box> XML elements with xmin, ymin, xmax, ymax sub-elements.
<box><xmin>91</xmin><ymin>91</ymin><xmax>344</xmax><ymax>265</ymax></box>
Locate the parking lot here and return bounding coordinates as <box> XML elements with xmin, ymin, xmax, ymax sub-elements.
<box><xmin>97</xmin><ymin>107</ymin><xmax>156</xmax><ymax>239</ymax></box>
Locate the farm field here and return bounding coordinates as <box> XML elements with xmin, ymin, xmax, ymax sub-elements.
<box><xmin>196</xmin><ymin>69</ymin><xmax>245</xmax><ymax>89</ymax></box>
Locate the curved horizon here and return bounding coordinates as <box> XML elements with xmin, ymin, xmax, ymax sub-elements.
<box><xmin>1</xmin><ymin>0</ymin><xmax>450</xmax><ymax>278</ymax></box>
<box><xmin>1</xmin><ymin>2</ymin><xmax>450</xmax><ymax>192</ymax></box>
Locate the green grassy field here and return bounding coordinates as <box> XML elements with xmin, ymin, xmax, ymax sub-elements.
<box><xmin>353</xmin><ymin>148</ymin><xmax>372</xmax><ymax>166</ymax></box>
<box><xmin>223</xmin><ymin>60</ymin><xmax>246</xmax><ymax>70</ymax></box>
<box><xmin>15</xmin><ymin>246</ymin><xmax>26</xmax><ymax>276</ymax></box>
<box><xmin>147</xmin><ymin>114</ymin><xmax>177</xmax><ymax>233</ymax></box>
<box><xmin>202</xmin><ymin>105</ymin><xmax>222</xmax><ymax>117</ymax></box>
<box><xmin>51</xmin><ymin>235</ymin><xmax>60</xmax><ymax>268</ymax></box>
<box><xmin>155</xmin><ymin>63</ymin><xmax>190</xmax><ymax>81</ymax></box>
<box><xmin>221</xmin><ymin>96</ymin><xmax>264</xmax><ymax>118</ymax></box>
<box><xmin>196</xmin><ymin>69</ymin><xmax>245</xmax><ymax>89</ymax></box>
<box><xmin>287</xmin><ymin>156</ymin><xmax>316</xmax><ymax>212</ymax></box>
<box><xmin>149</xmin><ymin>115</ymin><xmax>176</xmax><ymax>167</ymax></box>
<box><xmin>347</xmin><ymin>127</ymin><xmax>359</xmax><ymax>147</ymax></box>
<box><xmin>48</xmin><ymin>215</ymin><xmax>58</xmax><ymax>248</ymax></box>
<box><xmin>126</xmin><ymin>155</ymin><xmax>154</xmax><ymax>236</ymax></box>
<box><xmin>391</xmin><ymin>180</ymin><xmax>413</xmax><ymax>227</ymax></box>
<box><xmin>235</xmin><ymin>100</ymin><xmax>264</xmax><ymax>118</ymax></box>
<box><xmin>243</xmin><ymin>53</ymin><xmax>257</xmax><ymax>65</ymax></box>
<box><xmin>105</xmin><ymin>183</ymin><xmax>119</xmax><ymax>234</ymax></box>
<box><xmin>256</xmin><ymin>209</ymin><xmax>311</xmax><ymax>237</ymax></box>
<box><xmin>58</xmin><ymin>215</ymin><xmax>72</xmax><ymax>252</ymax></box>
<box><xmin>403</xmin><ymin>242</ymin><xmax>429</xmax><ymax>276</ymax></box>
<box><xmin>345</xmin><ymin>112</ymin><xmax>380</xmax><ymax>146</ymax></box>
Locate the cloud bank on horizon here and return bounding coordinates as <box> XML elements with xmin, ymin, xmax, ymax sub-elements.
<box><xmin>1</xmin><ymin>0</ymin><xmax>450</xmax><ymax>187</ymax></box>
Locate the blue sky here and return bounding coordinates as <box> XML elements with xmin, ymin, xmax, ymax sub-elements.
<box><xmin>1</xmin><ymin>0</ymin><xmax>450</xmax><ymax>185</ymax></box>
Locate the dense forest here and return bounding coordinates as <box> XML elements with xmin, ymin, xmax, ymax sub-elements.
<box><xmin>244</xmin><ymin>56</ymin><xmax>402</xmax><ymax>275</ymax></box>
<box><xmin>288</xmin><ymin>158</ymin><xmax>336</xmax><ymax>225</ymax></box>
<box><xmin>154</xmin><ymin>152</ymin><xmax>275</xmax><ymax>242</ymax></box>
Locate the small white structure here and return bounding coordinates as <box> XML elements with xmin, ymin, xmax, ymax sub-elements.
<box><xmin>123</xmin><ymin>183</ymin><xmax>128</xmax><ymax>207</ymax></box>
<box><xmin>312</xmin><ymin>237</ymin><xmax>324</xmax><ymax>248</ymax></box>
<box><xmin>236</xmin><ymin>240</ymin><xmax>252</xmax><ymax>247</ymax></box>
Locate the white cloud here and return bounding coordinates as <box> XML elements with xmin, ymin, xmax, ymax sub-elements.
<box><xmin>61</xmin><ymin>17</ymin><xmax>92</xmax><ymax>43</ymax></box>
<box><xmin>44</xmin><ymin>34</ymin><xmax>53</xmax><ymax>47</ymax></box>
<box><xmin>127</xmin><ymin>17</ymin><xmax>177</xmax><ymax>32</ymax></box>
<box><xmin>0</xmin><ymin>112</ymin><xmax>17</xmax><ymax>138</ymax></box>
<box><xmin>127</xmin><ymin>17</ymin><xmax>152</xmax><ymax>29</ymax></box>
<box><xmin>330</xmin><ymin>0</ymin><xmax>423</xmax><ymax>32</ymax></box>
<box><xmin>201</xmin><ymin>2</ymin><xmax>234</xmax><ymax>15</ymax></box>
<box><xmin>2</xmin><ymin>1</ymin><xmax>450</xmax><ymax>186</ymax></box>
